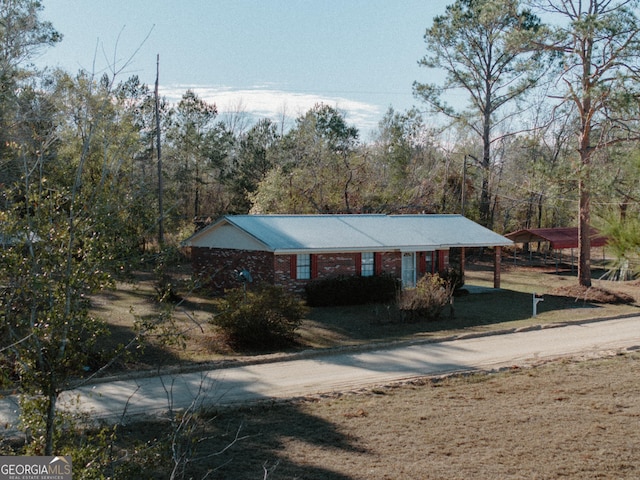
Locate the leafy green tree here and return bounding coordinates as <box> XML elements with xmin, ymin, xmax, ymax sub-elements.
<box><xmin>599</xmin><ymin>211</ymin><xmax>640</xmax><ymax>280</ymax></box>
<box><xmin>224</xmin><ymin>118</ymin><xmax>280</xmax><ymax>213</ymax></box>
<box><xmin>414</xmin><ymin>0</ymin><xmax>545</xmax><ymax>227</ymax></box>
<box><xmin>0</xmin><ymin>0</ymin><xmax>61</xmax><ymax>185</ymax></box>
<box><xmin>533</xmin><ymin>0</ymin><xmax>640</xmax><ymax>286</ymax></box>
<box><xmin>370</xmin><ymin>107</ymin><xmax>444</xmax><ymax>213</ymax></box>
<box><xmin>0</xmin><ymin>67</ymin><xmax>152</xmax><ymax>455</ymax></box>
<box><xmin>594</xmin><ymin>146</ymin><xmax>640</xmax><ymax>279</ymax></box>
<box><xmin>116</xmin><ymin>75</ymin><xmax>169</xmax><ymax>248</ymax></box>
<box><xmin>165</xmin><ymin>90</ymin><xmax>233</xmax><ymax>224</ymax></box>
<box><xmin>250</xmin><ymin>104</ymin><xmax>365</xmax><ymax>213</ymax></box>
<box><xmin>306</xmin><ymin>102</ymin><xmax>359</xmax><ymax>154</ymax></box>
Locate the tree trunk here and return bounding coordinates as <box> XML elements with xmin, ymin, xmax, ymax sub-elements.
<box><xmin>576</xmin><ymin>30</ymin><xmax>595</xmax><ymax>287</ymax></box>
<box><xmin>537</xmin><ymin>193</ymin><xmax>543</xmax><ymax>228</ymax></box>
<box><xmin>480</xmin><ymin>80</ymin><xmax>492</xmax><ymax>228</ymax></box>
<box><xmin>44</xmin><ymin>389</ymin><xmax>57</xmax><ymax>455</ymax></box>
<box><xmin>578</xmin><ymin>60</ymin><xmax>593</xmax><ymax>287</ymax></box>
<box><xmin>155</xmin><ymin>54</ymin><xmax>164</xmax><ymax>247</ymax></box>
<box><xmin>480</xmin><ymin>173</ymin><xmax>491</xmax><ymax>228</ymax></box>
<box><xmin>578</xmin><ymin>176</ymin><xmax>592</xmax><ymax>287</ymax></box>
<box><xmin>194</xmin><ymin>161</ymin><xmax>200</xmax><ymax>219</ymax></box>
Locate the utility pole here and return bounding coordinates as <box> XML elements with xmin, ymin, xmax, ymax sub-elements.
<box><xmin>155</xmin><ymin>54</ymin><xmax>164</xmax><ymax>247</ymax></box>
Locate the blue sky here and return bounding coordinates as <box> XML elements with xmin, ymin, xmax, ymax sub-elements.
<box><xmin>35</xmin><ymin>1</ymin><xmax>452</xmax><ymax>136</ymax></box>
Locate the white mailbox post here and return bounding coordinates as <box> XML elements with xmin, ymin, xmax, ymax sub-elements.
<box><xmin>532</xmin><ymin>292</ymin><xmax>544</xmax><ymax>317</ymax></box>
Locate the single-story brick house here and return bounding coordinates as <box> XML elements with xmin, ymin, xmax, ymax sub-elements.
<box><xmin>182</xmin><ymin>214</ymin><xmax>513</xmax><ymax>294</ymax></box>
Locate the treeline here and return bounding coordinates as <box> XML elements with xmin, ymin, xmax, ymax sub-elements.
<box><xmin>2</xmin><ymin>77</ymin><xmax>637</xmax><ymax>242</ymax></box>
<box><xmin>4</xmin><ymin>76</ymin><xmax>637</xmax><ymax>243</ymax></box>
<box><xmin>2</xmin><ymin>2</ymin><xmax>640</xmax><ymax>249</ymax></box>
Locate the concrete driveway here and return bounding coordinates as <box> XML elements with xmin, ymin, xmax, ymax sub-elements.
<box><xmin>1</xmin><ymin>315</ymin><xmax>639</xmax><ymax>432</ymax></box>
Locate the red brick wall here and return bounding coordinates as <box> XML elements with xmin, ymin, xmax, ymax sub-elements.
<box><xmin>191</xmin><ymin>247</ymin><xmax>275</xmax><ymax>294</ymax></box>
<box><xmin>379</xmin><ymin>252</ymin><xmax>402</xmax><ymax>277</ymax></box>
<box><xmin>275</xmin><ymin>252</ymin><xmax>404</xmax><ymax>294</ymax></box>
<box><xmin>274</xmin><ymin>255</ymin><xmax>304</xmax><ymax>293</ymax></box>
<box><xmin>192</xmin><ymin>248</ymin><xmax>449</xmax><ymax>295</ymax></box>
<box><xmin>317</xmin><ymin>253</ymin><xmax>359</xmax><ymax>277</ymax></box>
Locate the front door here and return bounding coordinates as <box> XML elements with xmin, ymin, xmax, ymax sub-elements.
<box><xmin>402</xmin><ymin>252</ymin><xmax>416</xmax><ymax>288</ymax></box>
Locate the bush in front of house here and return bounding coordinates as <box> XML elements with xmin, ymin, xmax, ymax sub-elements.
<box><xmin>211</xmin><ymin>284</ymin><xmax>308</xmax><ymax>349</ymax></box>
<box><xmin>304</xmin><ymin>274</ymin><xmax>401</xmax><ymax>307</ymax></box>
<box><xmin>397</xmin><ymin>273</ymin><xmax>454</xmax><ymax>322</ymax></box>
<box><xmin>439</xmin><ymin>266</ymin><xmax>465</xmax><ymax>292</ymax></box>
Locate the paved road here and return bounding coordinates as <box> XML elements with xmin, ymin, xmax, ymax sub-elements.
<box><xmin>1</xmin><ymin>316</ymin><xmax>639</xmax><ymax>432</ymax></box>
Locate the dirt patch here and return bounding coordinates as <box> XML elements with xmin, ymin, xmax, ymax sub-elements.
<box><xmin>550</xmin><ymin>284</ymin><xmax>636</xmax><ymax>304</ymax></box>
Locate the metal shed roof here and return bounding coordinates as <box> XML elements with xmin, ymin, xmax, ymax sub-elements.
<box><xmin>183</xmin><ymin>214</ymin><xmax>512</xmax><ymax>253</ymax></box>
<box><xmin>505</xmin><ymin>227</ymin><xmax>608</xmax><ymax>250</ymax></box>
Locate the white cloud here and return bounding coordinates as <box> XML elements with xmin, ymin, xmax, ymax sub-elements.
<box><xmin>159</xmin><ymin>84</ymin><xmax>382</xmax><ymax>136</ymax></box>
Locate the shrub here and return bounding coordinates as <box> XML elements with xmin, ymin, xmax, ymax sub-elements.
<box><xmin>305</xmin><ymin>274</ymin><xmax>400</xmax><ymax>307</ymax></box>
<box><xmin>397</xmin><ymin>273</ymin><xmax>454</xmax><ymax>322</ymax></box>
<box><xmin>211</xmin><ymin>284</ymin><xmax>308</xmax><ymax>350</ymax></box>
<box><xmin>153</xmin><ymin>245</ymin><xmax>186</xmax><ymax>303</ymax></box>
<box><xmin>439</xmin><ymin>266</ymin><xmax>465</xmax><ymax>292</ymax></box>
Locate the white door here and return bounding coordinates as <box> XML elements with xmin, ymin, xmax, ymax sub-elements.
<box><xmin>401</xmin><ymin>252</ymin><xmax>416</xmax><ymax>288</ymax></box>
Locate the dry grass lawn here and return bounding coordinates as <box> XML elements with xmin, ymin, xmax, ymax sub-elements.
<box><xmin>119</xmin><ymin>352</ymin><xmax>640</xmax><ymax>479</ymax></box>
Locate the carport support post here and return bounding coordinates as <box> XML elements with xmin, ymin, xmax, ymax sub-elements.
<box><xmin>494</xmin><ymin>246</ymin><xmax>501</xmax><ymax>289</ymax></box>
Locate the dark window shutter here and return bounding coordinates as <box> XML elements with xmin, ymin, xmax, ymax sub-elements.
<box><xmin>290</xmin><ymin>255</ymin><xmax>297</xmax><ymax>279</ymax></box>
<box><xmin>437</xmin><ymin>250</ymin><xmax>446</xmax><ymax>273</ymax></box>
<box><xmin>374</xmin><ymin>252</ymin><xmax>383</xmax><ymax>275</ymax></box>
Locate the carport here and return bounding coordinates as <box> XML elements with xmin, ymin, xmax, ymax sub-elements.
<box><xmin>505</xmin><ymin>227</ymin><xmax>608</xmax><ymax>271</ymax></box>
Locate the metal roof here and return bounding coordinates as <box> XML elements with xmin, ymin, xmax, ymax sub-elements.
<box><xmin>505</xmin><ymin>227</ymin><xmax>608</xmax><ymax>250</ymax></box>
<box><xmin>183</xmin><ymin>214</ymin><xmax>512</xmax><ymax>253</ymax></box>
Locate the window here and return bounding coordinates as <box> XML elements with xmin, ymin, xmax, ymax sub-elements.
<box><xmin>402</xmin><ymin>252</ymin><xmax>416</xmax><ymax>288</ymax></box>
<box><xmin>425</xmin><ymin>251</ymin><xmax>433</xmax><ymax>274</ymax></box>
<box><xmin>361</xmin><ymin>252</ymin><xmax>374</xmax><ymax>277</ymax></box>
<box><xmin>296</xmin><ymin>254</ymin><xmax>311</xmax><ymax>279</ymax></box>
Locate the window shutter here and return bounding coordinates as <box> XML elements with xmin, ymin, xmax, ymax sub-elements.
<box><xmin>355</xmin><ymin>253</ymin><xmax>362</xmax><ymax>276</ymax></box>
<box><xmin>290</xmin><ymin>255</ymin><xmax>297</xmax><ymax>279</ymax></box>
<box><xmin>437</xmin><ymin>251</ymin><xmax>447</xmax><ymax>273</ymax></box>
<box><xmin>374</xmin><ymin>252</ymin><xmax>383</xmax><ymax>275</ymax></box>
<box><xmin>440</xmin><ymin>250</ymin><xmax>449</xmax><ymax>269</ymax></box>
<box><xmin>419</xmin><ymin>252</ymin><xmax>426</xmax><ymax>276</ymax></box>
<box><xmin>311</xmin><ymin>254</ymin><xmax>318</xmax><ymax>278</ymax></box>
